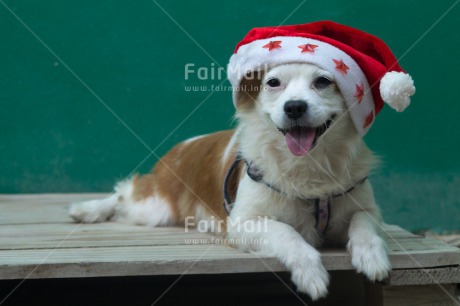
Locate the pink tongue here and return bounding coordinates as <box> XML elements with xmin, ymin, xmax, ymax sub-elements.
<box><xmin>285</xmin><ymin>128</ymin><xmax>316</xmax><ymax>156</ymax></box>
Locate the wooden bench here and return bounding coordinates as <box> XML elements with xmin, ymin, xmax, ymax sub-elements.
<box><xmin>1</xmin><ymin>194</ymin><xmax>459</xmax><ymax>305</ymax></box>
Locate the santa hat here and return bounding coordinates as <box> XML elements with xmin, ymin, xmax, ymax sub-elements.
<box><xmin>227</xmin><ymin>20</ymin><xmax>415</xmax><ymax>136</ymax></box>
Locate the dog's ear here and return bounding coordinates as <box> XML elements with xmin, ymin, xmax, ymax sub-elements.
<box><xmin>235</xmin><ymin>70</ymin><xmax>263</xmax><ymax>110</ymax></box>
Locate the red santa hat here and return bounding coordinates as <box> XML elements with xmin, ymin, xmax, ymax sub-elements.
<box><xmin>227</xmin><ymin>20</ymin><xmax>415</xmax><ymax>136</ymax></box>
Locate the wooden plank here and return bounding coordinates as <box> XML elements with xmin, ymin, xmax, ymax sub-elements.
<box><xmin>382</xmin><ymin>224</ymin><xmax>419</xmax><ymax>239</ymax></box>
<box><xmin>365</xmin><ymin>283</ymin><xmax>458</xmax><ymax>306</ymax></box>
<box><xmin>387</xmin><ymin>236</ymin><xmax>456</xmax><ymax>249</ymax></box>
<box><xmin>0</xmin><ymin>222</ymin><xmax>459</xmax><ymax>269</ymax></box>
<box><xmin>387</xmin><ymin>266</ymin><xmax>460</xmax><ymax>286</ymax></box>
<box><xmin>0</xmin><ymin>194</ymin><xmax>108</xmax><ymax>225</ymax></box>
<box><xmin>0</xmin><ymin>194</ymin><xmax>459</xmax><ymax>282</ymax></box>
<box><xmin>0</xmin><ymin>246</ymin><xmax>413</xmax><ymax>280</ymax></box>
<box><xmin>426</xmin><ymin>233</ymin><xmax>460</xmax><ymax>247</ymax></box>
<box><xmin>0</xmin><ymin>223</ymin><xmax>215</xmax><ymax>249</ymax></box>
<box><xmin>0</xmin><ymin>242</ymin><xmax>459</xmax><ymax>280</ymax></box>
<box><xmin>0</xmin><ymin>245</ymin><xmax>349</xmax><ymax>273</ymax></box>
<box><xmin>1</xmin><ymin>221</ymin><xmax>457</xmax><ymax>255</ymax></box>
<box><xmin>0</xmin><ymin>193</ymin><xmax>108</xmax><ymax>202</ymax></box>
<box><xmin>0</xmin><ymin>244</ymin><xmax>284</xmax><ymax>279</ymax></box>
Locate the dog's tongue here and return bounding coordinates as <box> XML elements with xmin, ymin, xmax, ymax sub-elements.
<box><xmin>285</xmin><ymin>127</ymin><xmax>316</xmax><ymax>156</ymax></box>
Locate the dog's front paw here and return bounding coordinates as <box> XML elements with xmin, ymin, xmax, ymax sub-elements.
<box><xmin>348</xmin><ymin>235</ymin><xmax>391</xmax><ymax>281</ymax></box>
<box><xmin>291</xmin><ymin>259</ymin><xmax>329</xmax><ymax>300</ymax></box>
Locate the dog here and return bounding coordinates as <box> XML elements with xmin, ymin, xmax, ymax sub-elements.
<box><xmin>70</xmin><ymin>20</ymin><xmax>417</xmax><ymax>300</ymax></box>
<box><xmin>70</xmin><ymin>62</ymin><xmax>392</xmax><ymax>300</ymax></box>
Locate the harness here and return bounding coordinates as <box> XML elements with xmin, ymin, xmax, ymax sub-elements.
<box><xmin>223</xmin><ymin>154</ymin><xmax>367</xmax><ymax>235</ymax></box>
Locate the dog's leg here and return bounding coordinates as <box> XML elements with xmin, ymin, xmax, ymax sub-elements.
<box><xmin>347</xmin><ymin>210</ymin><xmax>391</xmax><ymax>281</ymax></box>
<box><xmin>69</xmin><ymin>194</ymin><xmax>119</xmax><ymax>223</ymax></box>
<box><xmin>69</xmin><ymin>178</ymin><xmax>134</xmax><ymax>223</ymax></box>
<box><xmin>228</xmin><ymin>217</ymin><xmax>329</xmax><ymax>300</ymax></box>
<box><xmin>227</xmin><ymin>176</ymin><xmax>329</xmax><ymax>300</ymax></box>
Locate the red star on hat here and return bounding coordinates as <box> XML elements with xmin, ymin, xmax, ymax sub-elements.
<box><xmin>354</xmin><ymin>84</ymin><xmax>364</xmax><ymax>103</ymax></box>
<box><xmin>298</xmin><ymin>43</ymin><xmax>318</xmax><ymax>53</ymax></box>
<box><xmin>262</xmin><ymin>41</ymin><xmax>282</xmax><ymax>51</ymax></box>
<box><xmin>363</xmin><ymin>111</ymin><xmax>374</xmax><ymax>128</ymax></box>
<box><xmin>333</xmin><ymin>59</ymin><xmax>350</xmax><ymax>74</ymax></box>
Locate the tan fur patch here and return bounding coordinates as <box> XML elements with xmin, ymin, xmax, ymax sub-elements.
<box><xmin>132</xmin><ymin>130</ymin><xmax>240</xmax><ymax>227</ymax></box>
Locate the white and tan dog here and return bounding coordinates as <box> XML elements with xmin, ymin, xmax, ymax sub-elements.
<box><xmin>70</xmin><ymin>21</ymin><xmax>416</xmax><ymax>300</ymax></box>
<box><xmin>70</xmin><ymin>63</ymin><xmax>390</xmax><ymax>300</ymax></box>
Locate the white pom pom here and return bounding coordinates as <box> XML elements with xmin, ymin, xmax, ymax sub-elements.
<box><xmin>380</xmin><ymin>71</ymin><xmax>415</xmax><ymax>112</ymax></box>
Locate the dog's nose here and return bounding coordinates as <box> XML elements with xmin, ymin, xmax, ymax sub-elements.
<box><xmin>284</xmin><ymin>100</ymin><xmax>308</xmax><ymax>119</ymax></box>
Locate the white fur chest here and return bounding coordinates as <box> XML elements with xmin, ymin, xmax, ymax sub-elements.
<box><xmin>229</xmin><ymin>174</ymin><xmax>324</xmax><ymax>246</ymax></box>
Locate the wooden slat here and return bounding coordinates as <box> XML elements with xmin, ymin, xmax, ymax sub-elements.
<box><xmin>0</xmin><ymin>193</ymin><xmax>108</xmax><ymax>225</ymax></box>
<box><xmin>382</xmin><ymin>224</ymin><xmax>419</xmax><ymax>239</ymax></box>
<box><xmin>1</xmin><ymin>243</ymin><xmax>458</xmax><ymax>280</ymax></box>
<box><xmin>0</xmin><ymin>223</ymin><xmax>215</xmax><ymax>249</ymax></box>
<box><xmin>365</xmin><ymin>283</ymin><xmax>458</xmax><ymax>306</ymax></box>
<box><xmin>1</xmin><ymin>222</ymin><xmax>456</xmax><ymax>255</ymax></box>
<box><xmin>0</xmin><ymin>194</ymin><xmax>459</xmax><ymax>281</ymax></box>
<box><xmin>387</xmin><ymin>267</ymin><xmax>460</xmax><ymax>286</ymax></box>
<box><xmin>0</xmin><ymin>244</ymin><xmax>282</xmax><ymax>279</ymax></box>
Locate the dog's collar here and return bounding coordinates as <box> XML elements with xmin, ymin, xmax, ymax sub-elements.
<box><xmin>223</xmin><ymin>153</ymin><xmax>367</xmax><ymax>236</ymax></box>
<box><xmin>223</xmin><ymin>153</ymin><xmax>244</xmax><ymax>215</ymax></box>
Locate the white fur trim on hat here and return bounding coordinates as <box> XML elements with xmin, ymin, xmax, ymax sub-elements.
<box><xmin>380</xmin><ymin>71</ymin><xmax>415</xmax><ymax>112</ymax></box>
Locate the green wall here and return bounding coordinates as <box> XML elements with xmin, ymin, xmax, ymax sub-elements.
<box><xmin>1</xmin><ymin>0</ymin><xmax>459</xmax><ymax>231</ymax></box>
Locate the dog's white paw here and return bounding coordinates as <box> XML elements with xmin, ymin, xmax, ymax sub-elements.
<box><xmin>348</xmin><ymin>235</ymin><xmax>391</xmax><ymax>281</ymax></box>
<box><xmin>290</xmin><ymin>258</ymin><xmax>329</xmax><ymax>300</ymax></box>
<box><xmin>69</xmin><ymin>200</ymin><xmax>109</xmax><ymax>223</ymax></box>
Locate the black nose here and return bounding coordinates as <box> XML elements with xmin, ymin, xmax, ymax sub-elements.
<box><xmin>284</xmin><ymin>100</ymin><xmax>308</xmax><ymax>119</ymax></box>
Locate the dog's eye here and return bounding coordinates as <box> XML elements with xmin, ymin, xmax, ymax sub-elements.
<box><xmin>266</xmin><ymin>78</ymin><xmax>281</xmax><ymax>87</ymax></box>
<box><xmin>313</xmin><ymin>76</ymin><xmax>333</xmax><ymax>89</ymax></box>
